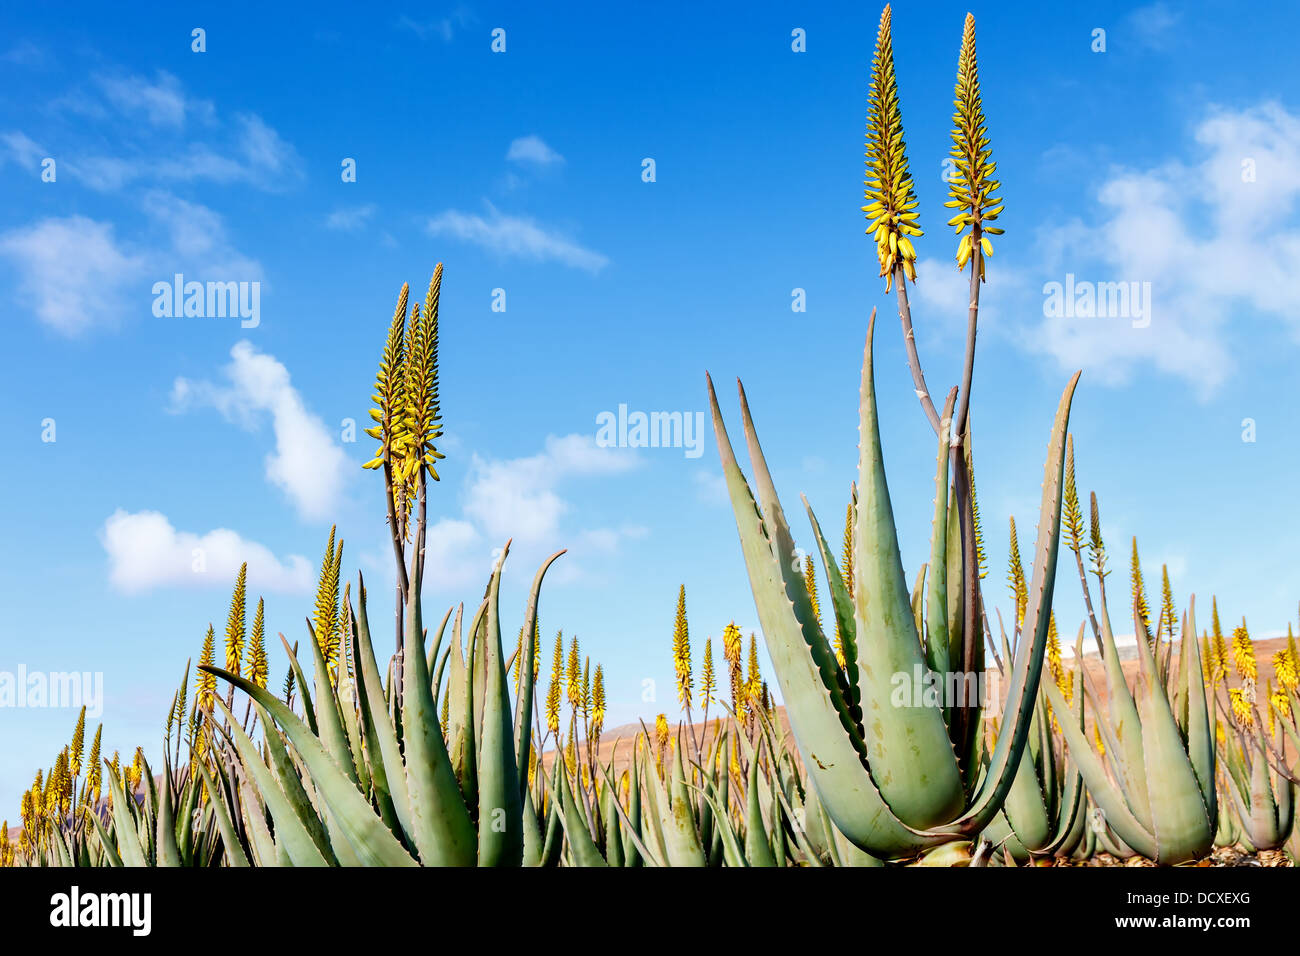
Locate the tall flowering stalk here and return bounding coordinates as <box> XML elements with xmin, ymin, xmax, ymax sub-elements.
<box><xmin>363</xmin><ymin>266</ymin><xmax>446</xmax><ymax>698</ymax></box>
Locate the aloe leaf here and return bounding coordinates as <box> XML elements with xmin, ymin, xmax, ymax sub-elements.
<box><xmin>211</xmin><ymin>699</ymin><xmax>331</xmax><ymax>866</ymax></box>
<box><xmin>257</xmin><ymin>710</ymin><xmax>338</xmax><ymax>863</ymax></box>
<box><xmin>597</xmin><ymin>760</ymin><xmax>660</xmax><ymax>867</ymax></box>
<box><xmin>743</xmin><ymin>746</ymin><xmax>777</xmax><ymax>867</ymax></box>
<box><xmin>155</xmin><ymin>755</ymin><xmax>183</xmax><ymax>867</ymax></box>
<box><xmin>801</xmin><ymin>496</ymin><xmax>862</xmax><ymax>730</ymax></box>
<box><xmin>398</xmin><ymin>567</ymin><xmax>477</xmax><ymax>864</ymax></box>
<box><xmin>622</xmin><ymin>749</ymin><xmax>645</xmax><ymax>866</ymax></box>
<box><xmin>89</xmin><ymin>811</ymin><xmax>124</xmax><ymax>867</ymax></box>
<box><xmin>521</xmin><ymin>785</ymin><xmax>545</xmax><ymax>867</ymax></box>
<box><xmin>302</xmin><ymin>623</ymin><xmax>356</xmax><ymax>786</ymax></box>
<box><xmin>1180</xmin><ymin>596</ymin><xmax>1216</xmax><ymax>818</ymax></box>
<box><xmin>514</xmin><ymin>551</ymin><xmax>565</xmax><ymax>798</ymax></box>
<box><xmin>1041</xmin><ymin>675</ymin><xmax>1156</xmax><ymax>857</ymax></box>
<box><xmin>1131</xmin><ymin>608</ymin><xmax>1214</xmax><ymax>863</ymax></box>
<box><xmin>351</xmin><ymin>573</ymin><xmax>414</xmax><ymax>842</ymax></box>
<box><xmin>956</xmin><ymin>370</ymin><xmax>1080</xmax><ymax>833</ymax></box>
<box><xmin>707</xmin><ymin>372</ymin><xmax>935</xmax><ymax>857</ymax></box>
<box><xmin>104</xmin><ymin>759</ymin><xmax>149</xmax><ymax>867</ymax></box>
<box><xmin>998</xmin><ymin>730</ymin><xmax>1052</xmax><ymax>853</ymax></box>
<box><xmin>209</xmin><ymin>673</ymin><xmax>419</xmax><ymax>866</ymax></box>
<box><xmin>696</xmin><ymin>784</ymin><xmax>747</xmax><ymax>867</ymax></box>
<box><xmin>849</xmin><ymin>318</ymin><xmax>964</xmax><ymax>828</ymax></box>
<box><xmin>477</xmin><ymin>544</ymin><xmax>523</xmax><ymax>866</ymax></box>
<box><xmin>196</xmin><ymin>760</ymin><xmax>250</xmax><ymax>867</ymax></box>
<box><xmin>555</xmin><ymin>757</ymin><xmax>606</xmax><ymax>867</ymax></box>
<box><xmin>661</xmin><ymin>740</ymin><xmax>707</xmax><ymax>866</ymax></box>
<box><xmin>1093</xmin><ymin>580</ymin><xmax>1150</xmax><ymax>827</ymax></box>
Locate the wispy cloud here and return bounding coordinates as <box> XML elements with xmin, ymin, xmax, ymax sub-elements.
<box><xmin>420</xmin><ymin>434</ymin><xmax>639</xmax><ymax>589</ymax></box>
<box><xmin>326</xmin><ymin>203</ymin><xmax>377</xmax><ymax>231</ymax></box>
<box><xmin>396</xmin><ymin>7</ymin><xmax>473</xmax><ymax>42</ymax></box>
<box><xmin>0</xmin><ymin>130</ymin><xmax>45</xmax><ymax>170</ymax></box>
<box><xmin>0</xmin><ymin>192</ymin><xmax>262</xmax><ymax>335</ymax></box>
<box><xmin>1128</xmin><ymin>3</ymin><xmax>1181</xmax><ymax>49</ymax></box>
<box><xmin>94</xmin><ymin>70</ymin><xmax>214</xmax><ymax>128</ymax></box>
<box><xmin>427</xmin><ymin>206</ymin><xmax>609</xmax><ymax>272</ymax></box>
<box><xmin>1026</xmin><ymin>102</ymin><xmax>1300</xmax><ymax>393</ymax></box>
<box><xmin>0</xmin><ymin>41</ymin><xmax>46</xmax><ymax>67</ymax></box>
<box><xmin>72</xmin><ymin>112</ymin><xmax>301</xmax><ymax>191</ymax></box>
<box><xmin>0</xmin><ymin>216</ymin><xmax>147</xmax><ymax>335</ymax></box>
<box><xmin>170</xmin><ymin>342</ymin><xmax>350</xmax><ymax>521</ymax></box>
<box><xmin>101</xmin><ymin>509</ymin><xmax>313</xmax><ymax>594</ymax></box>
<box><xmin>507</xmin><ymin>135</ymin><xmax>564</xmax><ymax>168</ymax></box>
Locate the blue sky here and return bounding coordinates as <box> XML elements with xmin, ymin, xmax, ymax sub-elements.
<box><xmin>2</xmin><ymin>0</ymin><xmax>1299</xmax><ymax>814</ymax></box>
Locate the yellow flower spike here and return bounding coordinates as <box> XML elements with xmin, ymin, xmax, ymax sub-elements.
<box><xmin>311</xmin><ymin>527</ymin><xmax>344</xmax><ymax>682</ymax></box>
<box><xmin>86</xmin><ymin>725</ymin><xmax>102</xmax><ymax>806</ymax></box>
<box><xmin>1231</xmin><ymin>620</ymin><xmax>1256</xmax><ymax>682</ymax></box>
<box><xmin>1274</xmin><ymin>646</ymin><xmax>1298</xmax><ymax>694</ymax></box>
<box><xmin>566</xmin><ymin>635</ymin><xmax>582</xmax><ymax>713</ymax></box>
<box><xmin>1159</xmin><ymin>565</ymin><xmax>1177</xmax><ymax>642</ymax></box>
<box><xmin>1228</xmin><ymin>687</ymin><xmax>1253</xmax><ymax>728</ymax></box>
<box><xmin>592</xmin><ymin>663</ymin><xmax>606</xmax><ymax>738</ymax></box>
<box><xmin>363</xmin><ymin>282</ymin><xmax>409</xmax><ymax>471</ymax></box>
<box><xmin>700</xmin><ymin>639</ymin><xmax>715</xmax><ymax>707</ymax></box>
<box><xmin>947</xmin><ymin>13</ymin><xmax>1003</xmax><ymax>275</ymax></box>
<box><xmin>746</xmin><ymin>634</ymin><xmax>763</xmax><ymax>707</ymax></box>
<box><xmin>1007</xmin><ymin>517</ymin><xmax>1027</xmax><ymax>629</ymax></box>
<box><xmin>246</xmin><ymin>597</ymin><xmax>268</xmax><ymax>689</ymax></box>
<box><xmin>835</xmin><ymin>500</ymin><xmax>854</xmax><ymax>667</ymax></box>
<box><xmin>722</xmin><ymin>621</ymin><xmax>746</xmax><ymax>720</ymax></box>
<box><xmin>803</xmin><ymin>554</ymin><xmax>821</xmax><ymax>625</ymax></box>
<box><xmin>224</xmin><ymin>562</ymin><xmax>247</xmax><ymax>679</ymax></box>
<box><xmin>196</xmin><ymin>624</ymin><xmax>217</xmax><ymax>713</ymax></box>
<box><xmin>545</xmin><ymin>631</ymin><xmax>563</xmax><ymax>735</ymax></box>
<box><xmin>864</xmin><ymin>4</ymin><xmax>921</xmax><ymax>291</ymax></box>
<box><xmin>69</xmin><ymin>707</ymin><xmax>86</xmax><ymax>779</ymax></box>
<box><xmin>671</xmin><ymin>585</ymin><xmax>692</xmax><ymax>710</ymax></box>
<box><xmin>1130</xmin><ymin>538</ymin><xmax>1151</xmax><ymax>641</ymax></box>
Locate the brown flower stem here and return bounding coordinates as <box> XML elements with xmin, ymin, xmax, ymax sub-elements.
<box><xmin>893</xmin><ymin>266</ymin><xmax>942</xmax><ymax>436</ymax></box>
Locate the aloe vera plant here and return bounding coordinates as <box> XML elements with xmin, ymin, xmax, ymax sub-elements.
<box><xmin>1043</xmin><ymin>531</ymin><xmax>1217</xmax><ymax>863</ymax></box>
<box><xmin>707</xmin><ymin>309</ymin><xmax>1079</xmax><ymax>859</ymax></box>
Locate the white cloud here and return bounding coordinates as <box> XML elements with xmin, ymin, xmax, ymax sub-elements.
<box><xmin>418</xmin><ymin>435</ymin><xmax>639</xmax><ymax>590</ymax></box>
<box><xmin>507</xmin><ymin>135</ymin><xmax>564</xmax><ymax>167</ymax></box>
<box><xmin>95</xmin><ymin>71</ymin><xmax>212</xmax><ymax>128</ymax></box>
<box><xmin>326</xmin><ymin>204</ymin><xmax>377</xmax><ymax>231</ymax></box>
<box><xmin>0</xmin><ymin>131</ymin><xmax>45</xmax><ymax>170</ymax></box>
<box><xmin>101</xmin><ymin>509</ymin><xmax>313</xmax><ymax>594</ymax></box>
<box><xmin>1026</xmin><ymin>102</ymin><xmax>1300</xmax><ymax>393</ymax></box>
<box><xmin>464</xmin><ymin>434</ymin><xmax>636</xmax><ymax>543</ymax></box>
<box><xmin>73</xmin><ymin>113</ymin><xmax>301</xmax><ymax>191</ymax></box>
<box><xmin>1128</xmin><ymin>3</ymin><xmax>1180</xmax><ymax>48</ymax></box>
<box><xmin>397</xmin><ymin>8</ymin><xmax>472</xmax><ymax>42</ymax></box>
<box><xmin>0</xmin><ymin>192</ymin><xmax>261</xmax><ymax>335</ymax></box>
<box><xmin>0</xmin><ymin>41</ymin><xmax>46</xmax><ymax>67</ymax></box>
<box><xmin>421</xmin><ymin>518</ymin><xmax>484</xmax><ymax>591</ymax></box>
<box><xmin>171</xmin><ymin>342</ymin><xmax>350</xmax><ymax>521</ymax></box>
<box><xmin>0</xmin><ymin>216</ymin><xmax>147</xmax><ymax>335</ymax></box>
<box><xmin>427</xmin><ymin>207</ymin><xmax>609</xmax><ymax>272</ymax></box>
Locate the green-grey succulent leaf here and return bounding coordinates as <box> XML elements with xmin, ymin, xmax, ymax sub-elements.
<box><xmin>849</xmin><ymin>318</ymin><xmax>964</xmax><ymax>828</ymax></box>
<box><xmin>707</xmin><ymin>371</ymin><xmax>938</xmax><ymax>857</ymax></box>
<box><xmin>955</xmin><ymin>370</ymin><xmax>1080</xmax><ymax>833</ymax></box>
<box><xmin>477</xmin><ymin>543</ymin><xmax>523</xmax><ymax>866</ymax></box>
